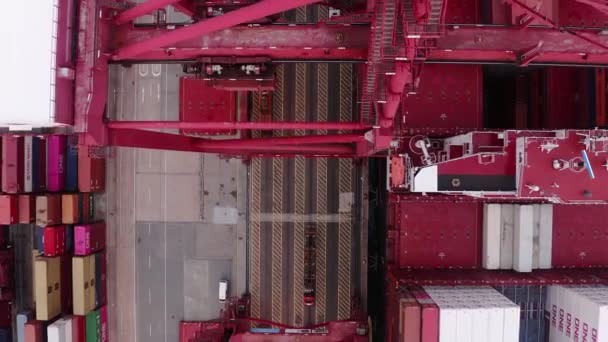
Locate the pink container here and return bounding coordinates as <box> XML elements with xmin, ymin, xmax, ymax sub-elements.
<box><xmin>100</xmin><ymin>305</ymin><xmax>107</xmax><ymax>342</ymax></box>
<box><xmin>74</xmin><ymin>222</ymin><xmax>106</xmax><ymax>256</ymax></box>
<box><xmin>47</xmin><ymin>136</ymin><xmax>66</xmax><ymax>192</ymax></box>
<box><xmin>2</xmin><ymin>136</ymin><xmax>23</xmax><ymax>193</ymax></box>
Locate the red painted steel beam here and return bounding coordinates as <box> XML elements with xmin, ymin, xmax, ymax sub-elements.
<box><xmin>193</xmin><ymin>134</ymin><xmax>366</xmax><ymax>148</ymax></box>
<box><xmin>108</xmin><ymin>128</ymin><xmax>356</xmax><ymax>155</ymax></box>
<box><xmin>430</xmin><ymin>26</ymin><xmax>608</xmax><ymax>64</ymax></box>
<box><xmin>115</xmin><ymin>0</ymin><xmax>182</xmax><ymax>25</ymax></box>
<box><xmin>106</xmin><ymin>121</ymin><xmax>372</xmax><ymax>130</ymax></box>
<box><xmin>112</xmin><ymin>0</ymin><xmax>322</xmax><ymax>60</ymax></box>
<box><xmin>112</xmin><ymin>24</ymin><xmax>368</xmax><ymax>61</ymax></box>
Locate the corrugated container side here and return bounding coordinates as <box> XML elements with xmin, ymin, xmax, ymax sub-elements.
<box><xmin>18</xmin><ymin>195</ymin><xmax>35</xmax><ymax>224</ymax></box>
<box><xmin>72</xmin><ymin>255</ymin><xmax>96</xmax><ymax>315</ymax></box>
<box><xmin>500</xmin><ymin>204</ymin><xmax>515</xmax><ymax>269</ymax></box>
<box><xmin>0</xmin><ymin>195</ymin><xmax>18</xmax><ymax>225</ymax></box>
<box><xmin>36</xmin><ymin>194</ymin><xmax>62</xmax><ymax>226</ymax></box>
<box><xmin>24</xmin><ymin>136</ymin><xmax>33</xmax><ymax>193</ymax></box>
<box><xmin>47</xmin><ymin>136</ymin><xmax>66</xmax><ymax>192</ymax></box>
<box><xmin>482</xmin><ymin>204</ymin><xmax>501</xmax><ymax>270</ymax></box>
<box><xmin>65</xmin><ymin>140</ymin><xmax>78</xmax><ymax>192</ymax></box>
<box><xmin>514</xmin><ymin>205</ymin><xmax>534</xmax><ymax>272</ymax></box>
<box><xmin>539</xmin><ymin>204</ymin><xmax>553</xmax><ymax>269</ymax></box>
<box><xmin>34</xmin><ymin>256</ymin><xmax>62</xmax><ymax>320</ymax></box>
<box><xmin>17</xmin><ymin>311</ymin><xmax>33</xmax><ymax>342</ymax></box>
<box><xmin>2</xmin><ymin>135</ymin><xmax>24</xmax><ymax>193</ymax></box>
<box><xmin>24</xmin><ymin>321</ymin><xmax>45</xmax><ymax>342</ymax></box>
<box><xmin>78</xmin><ymin>146</ymin><xmax>105</xmax><ymax>193</ymax></box>
<box><xmin>74</xmin><ymin>223</ymin><xmax>105</xmax><ymax>256</ymax></box>
<box><xmin>62</xmin><ymin>194</ymin><xmax>79</xmax><ymax>224</ymax></box>
<box><xmin>399</xmin><ymin>291</ymin><xmax>421</xmax><ymax>342</ymax></box>
<box><xmin>43</xmin><ymin>226</ymin><xmax>67</xmax><ymax>256</ymax></box>
<box><xmin>85</xmin><ymin>309</ymin><xmax>100</xmax><ymax>342</ymax></box>
<box><xmin>72</xmin><ymin>316</ymin><xmax>85</xmax><ymax>342</ymax></box>
<box><xmin>100</xmin><ymin>306</ymin><xmax>107</xmax><ymax>342</ymax></box>
<box><xmin>95</xmin><ymin>252</ymin><xmax>106</xmax><ymax>307</ymax></box>
<box><xmin>409</xmin><ymin>286</ymin><xmax>439</xmax><ymax>342</ymax></box>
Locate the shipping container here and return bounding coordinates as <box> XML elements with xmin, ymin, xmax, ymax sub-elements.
<box><xmin>65</xmin><ymin>139</ymin><xmax>79</xmax><ymax>192</ymax></box>
<box><xmin>36</xmin><ymin>194</ymin><xmax>62</xmax><ymax>226</ymax></box>
<box><xmin>0</xmin><ymin>195</ymin><xmax>18</xmax><ymax>225</ymax></box>
<box><xmin>17</xmin><ymin>311</ymin><xmax>33</xmax><ymax>342</ymax></box>
<box><xmin>78</xmin><ymin>146</ymin><xmax>105</xmax><ymax>193</ymax></box>
<box><xmin>24</xmin><ymin>320</ymin><xmax>46</xmax><ymax>342</ymax></box>
<box><xmin>34</xmin><ymin>256</ymin><xmax>62</xmax><ymax>320</ymax></box>
<box><xmin>48</xmin><ymin>317</ymin><xmax>73</xmax><ymax>342</ymax></box>
<box><xmin>23</xmin><ymin>136</ymin><xmax>33</xmax><ymax>193</ymax></box>
<box><xmin>72</xmin><ymin>316</ymin><xmax>85</xmax><ymax>342</ymax></box>
<box><xmin>47</xmin><ymin>135</ymin><xmax>66</xmax><ymax>192</ymax></box>
<box><xmin>95</xmin><ymin>252</ymin><xmax>106</xmax><ymax>307</ymax></box>
<box><xmin>2</xmin><ymin>135</ymin><xmax>24</xmax><ymax>193</ymax></box>
<box><xmin>62</xmin><ymin>194</ymin><xmax>80</xmax><ymax>224</ymax></box>
<box><xmin>100</xmin><ymin>306</ymin><xmax>107</xmax><ymax>342</ymax></box>
<box><xmin>18</xmin><ymin>195</ymin><xmax>35</xmax><ymax>224</ymax></box>
<box><xmin>74</xmin><ymin>222</ymin><xmax>105</xmax><ymax>256</ymax></box>
<box><xmin>31</xmin><ymin>137</ymin><xmax>47</xmax><ymax>192</ymax></box>
<box><xmin>72</xmin><ymin>255</ymin><xmax>96</xmax><ymax>315</ymax></box>
<box><xmin>409</xmin><ymin>286</ymin><xmax>439</xmax><ymax>342</ymax></box>
<box><xmin>43</xmin><ymin>226</ymin><xmax>67</xmax><ymax>256</ymax></box>
<box><xmin>85</xmin><ymin>309</ymin><xmax>100</xmax><ymax>342</ymax></box>
<box><xmin>35</xmin><ymin>227</ymin><xmax>44</xmax><ymax>254</ymax></box>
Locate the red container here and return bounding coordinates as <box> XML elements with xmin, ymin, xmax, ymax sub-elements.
<box><xmin>60</xmin><ymin>255</ymin><xmax>72</xmax><ymax>313</ymax></box>
<box><xmin>0</xmin><ymin>195</ymin><xmax>17</xmax><ymax>225</ymax></box>
<box><xmin>1</xmin><ymin>136</ymin><xmax>24</xmax><ymax>193</ymax></box>
<box><xmin>47</xmin><ymin>136</ymin><xmax>66</xmax><ymax>192</ymax></box>
<box><xmin>95</xmin><ymin>251</ymin><xmax>107</xmax><ymax>306</ymax></box>
<box><xmin>43</xmin><ymin>226</ymin><xmax>66</xmax><ymax>256</ymax></box>
<box><xmin>74</xmin><ymin>222</ymin><xmax>105</xmax><ymax>256</ymax></box>
<box><xmin>0</xmin><ymin>301</ymin><xmax>11</xmax><ymax>329</ymax></box>
<box><xmin>18</xmin><ymin>195</ymin><xmax>35</xmax><ymax>224</ymax></box>
<box><xmin>78</xmin><ymin>146</ymin><xmax>106</xmax><ymax>193</ymax></box>
<box><xmin>24</xmin><ymin>320</ymin><xmax>44</xmax><ymax>342</ymax></box>
<box><xmin>72</xmin><ymin>316</ymin><xmax>85</xmax><ymax>342</ymax></box>
<box><xmin>0</xmin><ymin>249</ymin><xmax>13</xmax><ymax>289</ymax></box>
<box><xmin>35</xmin><ymin>194</ymin><xmax>62</xmax><ymax>227</ymax></box>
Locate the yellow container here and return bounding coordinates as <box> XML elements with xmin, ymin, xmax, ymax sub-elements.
<box><xmin>34</xmin><ymin>256</ymin><xmax>61</xmax><ymax>320</ymax></box>
<box><xmin>72</xmin><ymin>255</ymin><xmax>96</xmax><ymax>315</ymax></box>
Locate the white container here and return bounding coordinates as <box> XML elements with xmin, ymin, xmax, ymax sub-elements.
<box><xmin>483</xmin><ymin>204</ymin><xmax>502</xmax><ymax>270</ymax></box>
<box><xmin>513</xmin><ymin>205</ymin><xmax>534</xmax><ymax>272</ymax></box>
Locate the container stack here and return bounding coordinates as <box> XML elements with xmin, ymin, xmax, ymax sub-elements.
<box><xmin>547</xmin><ymin>285</ymin><xmax>608</xmax><ymax>342</ymax></box>
<box><xmin>482</xmin><ymin>204</ymin><xmax>553</xmax><ymax>272</ymax></box>
<box><xmin>423</xmin><ymin>286</ymin><xmax>521</xmax><ymax>342</ymax></box>
<box><xmin>0</xmin><ymin>135</ymin><xmax>107</xmax><ymax>342</ymax></box>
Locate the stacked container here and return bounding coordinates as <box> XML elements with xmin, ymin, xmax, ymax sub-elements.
<box><xmin>547</xmin><ymin>285</ymin><xmax>608</xmax><ymax>342</ymax></box>
<box><xmin>0</xmin><ymin>134</ymin><xmax>107</xmax><ymax>342</ymax></box>
<box><xmin>423</xmin><ymin>286</ymin><xmax>521</xmax><ymax>342</ymax></box>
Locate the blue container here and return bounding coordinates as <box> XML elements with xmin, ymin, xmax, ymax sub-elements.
<box><xmin>35</xmin><ymin>226</ymin><xmax>44</xmax><ymax>254</ymax></box>
<box><xmin>65</xmin><ymin>141</ymin><xmax>79</xmax><ymax>192</ymax></box>
<box><xmin>0</xmin><ymin>328</ymin><xmax>11</xmax><ymax>342</ymax></box>
<box><xmin>16</xmin><ymin>311</ymin><xmax>32</xmax><ymax>342</ymax></box>
<box><xmin>65</xmin><ymin>224</ymin><xmax>74</xmax><ymax>253</ymax></box>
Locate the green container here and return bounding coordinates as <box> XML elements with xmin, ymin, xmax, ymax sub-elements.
<box><xmin>86</xmin><ymin>309</ymin><xmax>101</xmax><ymax>342</ymax></box>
